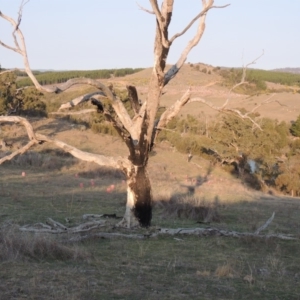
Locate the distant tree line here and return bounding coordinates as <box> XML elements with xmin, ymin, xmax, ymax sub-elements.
<box><xmin>246</xmin><ymin>69</ymin><xmax>300</xmax><ymax>86</ymax></box>
<box><xmin>219</xmin><ymin>68</ymin><xmax>300</xmax><ymax>93</ymax></box>
<box><xmin>16</xmin><ymin>68</ymin><xmax>144</xmax><ymax>88</ymax></box>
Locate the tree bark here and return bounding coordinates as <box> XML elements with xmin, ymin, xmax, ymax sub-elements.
<box><xmin>117</xmin><ymin>166</ymin><xmax>152</xmax><ymax>228</ymax></box>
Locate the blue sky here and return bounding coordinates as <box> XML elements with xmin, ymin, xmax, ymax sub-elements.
<box><xmin>0</xmin><ymin>0</ymin><xmax>299</xmax><ymax>70</ymax></box>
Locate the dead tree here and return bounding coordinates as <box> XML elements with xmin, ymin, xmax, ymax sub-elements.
<box><xmin>0</xmin><ymin>1</ymin><xmax>236</xmax><ymax>228</ymax></box>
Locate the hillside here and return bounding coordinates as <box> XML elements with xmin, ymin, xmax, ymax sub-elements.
<box><xmin>106</xmin><ymin>64</ymin><xmax>300</xmax><ymax>123</ymax></box>
<box><xmin>1</xmin><ymin>64</ymin><xmax>300</xmax><ymax>300</ymax></box>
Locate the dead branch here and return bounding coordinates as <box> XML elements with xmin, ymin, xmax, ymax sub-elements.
<box><xmin>82</xmin><ymin>214</ymin><xmax>104</xmax><ymax>220</ymax></box>
<box><xmin>245</xmin><ymin>93</ymin><xmax>275</xmax><ymax>116</ymax></box>
<box><xmin>226</xmin><ymin>108</ymin><xmax>263</xmax><ymax>130</ymax></box>
<box><xmin>58</xmin><ymin>91</ymin><xmax>106</xmax><ymax>110</ymax></box>
<box><xmin>19</xmin><ymin>218</ymin><xmax>107</xmax><ymax>234</ymax></box>
<box><xmin>69</xmin><ymin>232</ymin><xmax>146</xmax><ymax>242</ymax></box>
<box><xmin>0</xmin><ymin>116</ymin><xmax>37</xmax><ymax>140</ymax></box>
<box><xmin>69</xmin><ymin>227</ymin><xmax>297</xmax><ymax>242</ymax></box>
<box><xmin>162</xmin><ymin>53</ymin><xmax>265</xmax><ymax>129</ymax></box>
<box><xmin>255</xmin><ymin>212</ymin><xmax>275</xmax><ymax>235</ymax></box>
<box><xmin>164</xmin><ymin>1</ymin><xmax>229</xmax><ymax>86</ymax></box>
<box><xmin>221</xmin><ymin>50</ymin><xmax>265</xmax><ymax>109</ymax></box>
<box><xmin>18</xmin><ymin>212</ymin><xmax>296</xmax><ymax>241</ymax></box>
<box><xmin>136</xmin><ymin>2</ymin><xmax>154</xmax><ymax>14</ymax></box>
<box><xmin>169</xmin><ymin>4</ymin><xmax>230</xmax><ymax>44</ymax></box>
<box><xmin>36</xmin><ymin>133</ymin><xmax>132</xmax><ymax>170</ymax></box>
<box><xmin>0</xmin><ymin>115</ymin><xmax>132</xmax><ymax>170</ymax></box>
<box><xmin>152</xmin><ymin>88</ymin><xmax>191</xmax><ymax>145</ymax></box>
<box><xmin>0</xmin><ymin>139</ymin><xmax>37</xmax><ymax>164</ymax></box>
<box><xmin>156</xmin><ymin>88</ymin><xmax>191</xmax><ymax>129</ymax></box>
<box><xmin>49</xmin><ymin>109</ymin><xmax>97</xmax><ymax>116</ymax></box>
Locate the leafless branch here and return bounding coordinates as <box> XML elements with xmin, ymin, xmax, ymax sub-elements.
<box><xmin>149</xmin><ymin>0</ymin><xmax>162</xmax><ymax>20</ymax></box>
<box><xmin>246</xmin><ymin>94</ymin><xmax>276</xmax><ymax>116</ymax></box>
<box><xmin>0</xmin><ymin>39</ymin><xmax>21</xmax><ymax>54</ymax></box>
<box><xmin>15</xmin><ymin>0</ymin><xmax>29</xmax><ymax>31</ymax></box>
<box><xmin>169</xmin><ymin>4</ymin><xmax>230</xmax><ymax>44</ymax></box>
<box><xmin>150</xmin><ymin>0</ymin><xmax>170</xmax><ymax>49</ymax></box>
<box><xmin>221</xmin><ymin>50</ymin><xmax>265</xmax><ymax>109</ymax></box>
<box><xmin>49</xmin><ymin>109</ymin><xmax>97</xmax><ymax>116</ymax></box>
<box><xmin>19</xmin><ymin>218</ymin><xmax>107</xmax><ymax>234</ymax></box>
<box><xmin>0</xmin><ymin>116</ymin><xmax>37</xmax><ymax>140</ymax></box>
<box><xmin>70</xmin><ymin>226</ymin><xmax>296</xmax><ymax>241</ymax></box>
<box><xmin>164</xmin><ymin>1</ymin><xmax>229</xmax><ymax>86</ymax></box>
<box><xmin>156</xmin><ymin>88</ymin><xmax>191</xmax><ymax>129</ymax></box>
<box><xmin>255</xmin><ymin>212</ymin><xmax>275</xmax><ymax>235</ymax></box>
<box><xmin>0</xmin><ymin>139</ymin><xmax>37</xmax><ymax>164</ymax></box>
<box><xmin>136</xmin><ymin>2</ymin><xmax>154</xmax><ymax>14</ymax></box>
<box><xmin>225</xmin><ymin>108</ymin><xmax>263</xmax><ymax>130</ymax></box>
<box><xmin>58</xmin><ymin>91</ymin><xmax>106</xmax><ymax>110</ymax></box>
<box><xmin>0</xmin><ymin>115</ymin><xmax>132</xmax><ymax>170</ymax></box>
<box><xmin>36</xmin><ymin>133</ymin><xmax>131</xmax><ymax>170</ymax></box>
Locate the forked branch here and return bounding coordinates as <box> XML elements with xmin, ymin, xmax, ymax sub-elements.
<box><xmin>221</xmin><ymin>50</ymin><xmax>265</xmax><ymax>109</ymax></box>
<box><xmin>136</xmin><ymin>2</ymin><xmax>154</xmax><ymax>14</ymax></box>
<box><xmin>0</xmin><ymin>115</ymin><xmax>132</xmax><ymax>170</ymax></box>
<box><xmin>169</xmin><ymin>3</ymin><xmax>230</xmax><ymax>44</ymax></box>
<box><xmin>164</xmin><ymin>0</ymin><xmax>229</xmax><ymax>86</ymax></box>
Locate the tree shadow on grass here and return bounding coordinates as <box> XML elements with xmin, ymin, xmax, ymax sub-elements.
<box><xmin>154</xmin><ymin>163</ymin><xmax>221</xmax><ymax>223</ymax></box>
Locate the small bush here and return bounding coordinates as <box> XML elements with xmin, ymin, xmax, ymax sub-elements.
<box><xmin>291</xmin><ymin>114</ymin><xmax>300</xmax><ymax>137</ymax></box>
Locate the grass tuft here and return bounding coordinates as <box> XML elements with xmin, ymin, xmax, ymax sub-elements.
<box><xmin>0</xmin><ymin>226</ymin><xmax>90</xmax><ymax>262</ymax></box>
<box><xmin>155</xmin><ymin>194</ymin><xmax>221</xmax><ymax>223</ymax></box>
<box><xmin>215</xmin><ymin>261</ymin><xmax>237</xmax><ymax>278</ymax></box>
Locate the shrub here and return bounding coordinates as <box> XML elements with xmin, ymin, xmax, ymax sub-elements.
<box><xmin>0</xmin><ymin>72</ymin><xmax>46</xmax><ymax>116</ymax></box>
<box><xmin>0</xmin><ymin>72</ymin><xmax>17</xmax><ymax>115</ymax></box>
<box><xmin>18</xmin><ymin>87</ymin><xmax>47</xmax><ymax>116</ymax></box>
<box><xmin>275</xmin><ymin>156</ymin><xmax>300</xmax><ymax>196</ymax></box>
<box><xmin>290</xmin><ymin>114</ymin><xmax>300</xmax><ymax>137</ymax></box>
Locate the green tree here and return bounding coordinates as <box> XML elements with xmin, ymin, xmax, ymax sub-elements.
<box><xmin>0</xmin><ymin>72</ymin><xmax>46</xmax><ymax>116</ymax></box>
<box><xmin>290</xmin><ymin>114</ymin><xmax>300</xmax><ymax>137</ymax></box>
<box><xmin>0</xmin><ymin>72</ymin><xmax>18</xmax><ymax>115</ymax></box>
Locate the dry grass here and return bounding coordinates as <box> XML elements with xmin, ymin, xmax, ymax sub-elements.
<box><xmin>1</xmin><ymin>67</ymin><xmax>300</xmax><ymax>298</ymax></box>
<box><xmin>155</xmin><ymin>194</ymin><xmax>221</xmax><ymax>223</ymax></box>
<box><xmin>215</xmin><ymin>261</ymin><xmax>238</xmax><ymax>278</ymax></box>
<box><xmin>0</xmin><ymin>225</ymin><xmax>90</xmax><ymax>262</ymax></box>
<box><xmin>0</xmin><ymin>156</ymin><xmax>300</xmax><ymax>299</ymax></box>
<box><xmin>2</xmin><ymin>150</ymin><xmax>75</xmax><ymax>170</ymax></box>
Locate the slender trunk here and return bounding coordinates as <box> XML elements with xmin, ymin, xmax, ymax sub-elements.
<box><xmin>119</xmin><ymin>165</ymin><xmax>152</xmax><ymax>228</ymax></box>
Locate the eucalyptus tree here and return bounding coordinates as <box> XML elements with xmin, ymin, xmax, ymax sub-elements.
<box><xmin>0</xmin><ymin>0</ymin><xmax>232</xmax><ymax>228</ymax></box>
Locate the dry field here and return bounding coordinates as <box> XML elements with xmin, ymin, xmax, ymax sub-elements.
<box><xmin>1</xmin><ymin>67</ymin><xmax>300</xmax><ymax>299</ymax></box>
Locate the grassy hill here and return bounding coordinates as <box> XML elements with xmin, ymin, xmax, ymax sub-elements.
<box><xmin>1</xmin><ymin>64</ymin><xmax>300</xmax><ymax>299</ymax></box>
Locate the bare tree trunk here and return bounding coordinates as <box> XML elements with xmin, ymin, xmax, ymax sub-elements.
<box><xmin>120</xmin><ymin>165</ymin><xmax>152</xmax><ymax>228</ymax></box>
